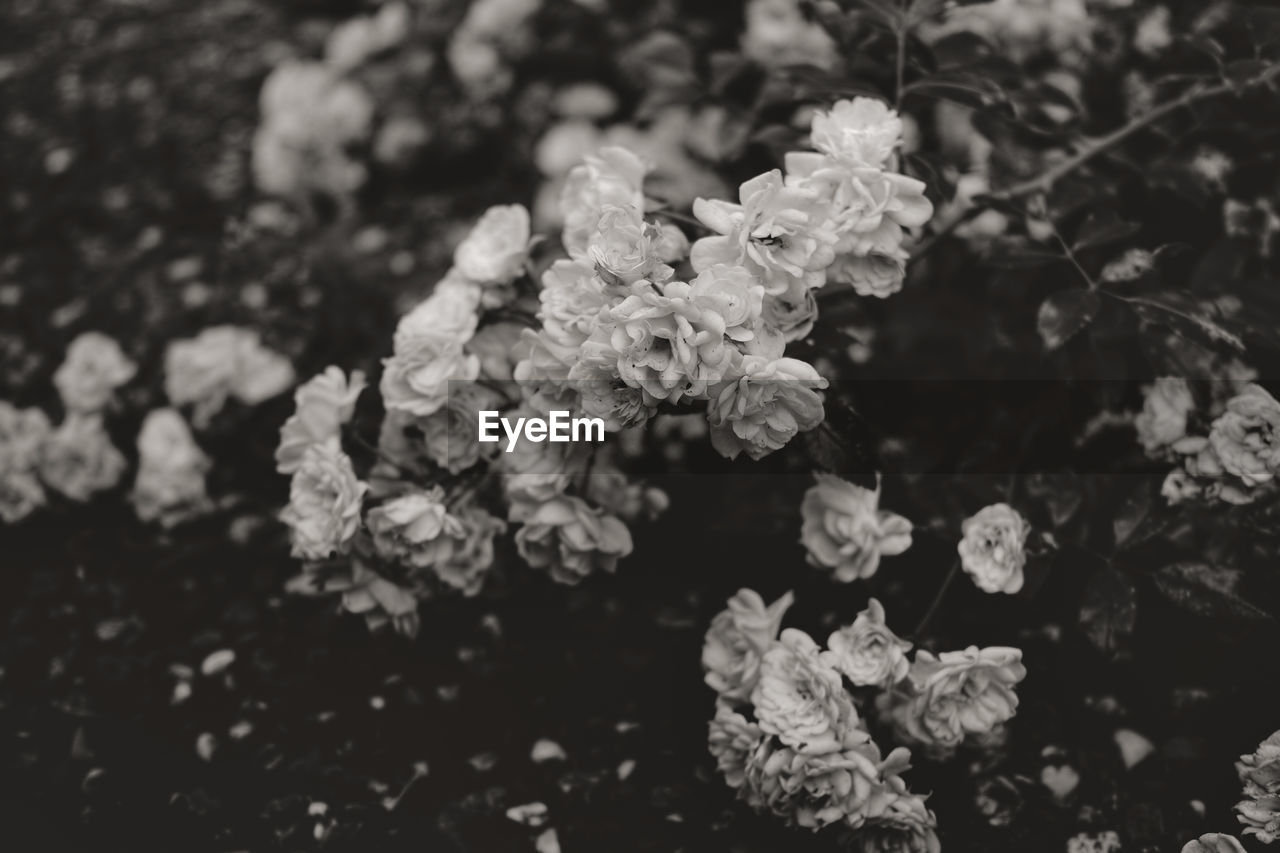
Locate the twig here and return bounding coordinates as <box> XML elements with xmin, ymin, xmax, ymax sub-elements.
<box><xmin>989</xmin><ymin>64</ymin><xmax>1280</xmax><ymax>203</ymax></box>
<box><xmin>914</xmin><ymin>559</ymin><xmax>961</xmax><ymax>636</ymax></box>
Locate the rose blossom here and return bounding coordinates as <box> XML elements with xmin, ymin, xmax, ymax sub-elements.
<box><xmin>276</xmin><ymin>367</ymin><xmax>367</xmax><ymax>474</ymax></box>
<box><xmin>832</xmin><ymin>248</ymin><xmax>909</xmax><ymax>298</ymax></box>
<box><xmin>706</xmin><ymin>355</ymin><xmax>828</xmax><ymax>461</ymax></box>
<box><xmin>1238</xmin><ymin>729</ymin><xmax>1280</xmax><ymax>794</ymax></box>
<box><xmin>702</xmin><ymin>587</ymin><xmax>795</xmax><ymax>701</ymax></box>
<box><xmin>393</xmin><ymin>273</ymin><xmax>482</xmax><ymax>352</ymax></box>
<box><xmin>381</xmin><ymin>334</ymin><xmax>481</xmax><ymax>419</ymax></box>
<box><xmin>433</xmin><ymin>504</ymin><xmax>506</xmax><ymax>596</ymax></box>
<box><xmin>535</xmin><ymin>258</ymin><xmax>611</xmax><ymax>349</ymax></box>
<box><xmin>880</xmin><ymin>646</ymin><xmax>1027</xmax><ymax>755</ymax></box>
<box><xmin>825</xmin><ymin>598</ymin><xmax>912</xmax><ymax>688</ymax></box>
<box><xmin>330</xmin><ymin>562</ymin><xmax>420</xmax><ymax>637</ymax></box>
<box><xmin>1181</xmin><ymin>835</ymin><xmax>1247</xmax><ymax>853</ymax></box>
<box><xmin>165</xmin><ymin>326</ymin><xmax>295</xmax><ymax>427</ymax></box>
<box><xmin>280</xmin><ymin>442</ymin><xmax>367</xmax><ymax>560</ymax></box>
<box><xmin>708</xmin><ymin>700</ymin><xmax>764</xmax><ymax>790</ymax></box>
<box><xmin>419</xmin><ymin>383</ymin><xmax>505</xmax><ymax>474</ymax></box>
<box><xmin>691</xmin><ymin>170</ymin><xmax>839</xmax><ymax>294</ymax></box>
<box><xmin>854</xmin><ymin>785</ymin><xmax>942</xmax><ymax>853</ymax></box>
<box><xmin>585</xmin><ymin>204</ymin><xmax>675</xmax><ymax>285</ymax></box>
<box><xmin>53</xmin><ymin>332</ymin><xmax>137</xmax><ymax>414</ymax></box>
<box><xmin>762</xmin><ymin>280</ymin><xmax>818</xmax><ymax>342</ymax></box>
<box><xmin>810</xmin><ymin>97</ymin><xmax>905</xmax><ymax>169</ymax></box>
<box><xmin>689</xmin><ymin>264</ymin><xmax>766</xmax><ymax>344</ymax></box>
<box><xmin>499</xmin><ymin>419</ymin><xmax>590</xmax><ymax>517</ymax></box>
<box><xmin>453</xmin><ymin>204</ymin><xmax>531</xmax><ymax>285</ymax></box>
<box><xmin>514</xmin><ymin>494</ymin><xmax>633</xmax><ymax>584</ymax></box>
<box><xmin>957</xmin><ymin>503</ymin><xmax>1031</xmax><ymax>594</ymax></box>
<box><xmin>801</xmin><ymin>474</ymin><xmax>913</xmax><ymax>582</ymax></box>
<box><xmin>1209</xmin><ymin>383</ymin><xmax>1280</xmax><ymax>486</ymax></box>
<box><xmin>366</xmin><ymin>487</ymin><xmax>466</xmax><ymax>571</ymax></box>
<box><xmin>560</xmin><ymin>146</ymin><xmax>649</xmax><ymax>256</ymax></box>
<box><xmin>741</xmin><ymin>732</ymin><xmax>910</xmax><ymax>829</ymax></box>
<box><xmin>131</xmin><ymin>408</ymin><xmax>211</xmax><ymax>526</ymax></box>
<box><xmin>1135</xmin><ymin>377</ymin><xmax>1194</xmax><ymax>456</ymax></box>
<box><xmin>38</xmin><ymin>415</ymin><xmax>127</xmax><ymax>502</ymax></box>
<box><xmin>752</xmin><ymin>628</ymin><xmax>861</xmax><ymax>755</ymax></box>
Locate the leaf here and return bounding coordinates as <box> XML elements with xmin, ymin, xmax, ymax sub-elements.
<box><xmin>801</xmin><ymin>394</ymin><xmax>875</xmax><ymax>478</ymax></box>
<box><xmin>1100</xmin><ymin>248</ymin><xmax>1155</xmax><ymax>284</ymax></box>
<box><xmin>1037</xmin><ymin>289</ymin><xmax>1101</xmax><ymax>350</ymax></box>
<box><xmin>1072</xmin><ymin>210</ymin><xmax>1141</xmax><ymax>253</ymax></box>
<box><xmin>1112</xmin><ymin>481</ymin><xmax>1152</xmax><ymax>548</ymax></box>
<box><xmin>1152</xmin><ymin>562</ymin><xmax>1272</xmax><ymax>621</ymax></box>
<box><xmin>1079</xmin><ymin>566</ymin><xmax>1137</xmax><ymax>656</ymax></box>
<box><xmin>1127</xmin><ymin>291</ymin><xmax>1246</xmax><ymax>353</ymax></box>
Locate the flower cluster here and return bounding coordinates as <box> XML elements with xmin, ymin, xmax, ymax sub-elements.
<box><xmin>703</xmin><ymin>590</ymin><xmax>941</xmax><ymax>845</ymax></box>
<box><xmin>1236</xmin><ymin>729</ymin><xmax>1280</xmax><ymax>844</ymax></box>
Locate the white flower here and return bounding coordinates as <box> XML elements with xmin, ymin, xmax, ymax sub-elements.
<box><xmin>800</xmin><ymin>474</ymin><xmax>913</xmax><ymax>582</ymax></box>
<box><xmin>393</xmin><ymin>273</ymin><xmax>482</xmax><ymax>351</ymax></box>
<box><xmin>825</xmin><ymin>598</ymin><xmax>912</xmax><ymax>687</ymax></box>
<box><xmin>0</xmin><ymin>402</ymin><xmax>51</xmax><ymax>522</ymax></box>
<box><xmin>751</xmin><ymin>628</ymin><xmax>861</xmax><ymax>755</ymax></box>
<box><xmin>688</xmin><ymin>264</ymin><xmax>766</xmax><ymax>344</ymax></box>
<box><xmin>879</xmin><ymin>646</ymin><xmax>1026</xmax><ymax>755</ymax></box>
<box><xmin>831</xmin><ymin>248</ymin><xmax>909</xmax><ymax>298</ymax></box>
<box><xmin>584</xmin><ymin>204</ymin><xmax>675</xmax><ymax>285</ymax></box>
<box><xmin>53</xmin><ymin>332</ymin><xmax>136</xmax><ymax>414</ymax></box>
<box><xmin>709</xmin><ymin>699</ymin><xmax>765</xmax><ymax>790</ymax></box>
<box><xmin>433</xmin><ymin>504</ymin><xmax>506</xmax><ymax>596</ymax></box>
<box><xmin>706</xmin><ymin>355</ymin><xmax>828</xmax><ymax>461</ymax></box>
<box><xmin>381</xmin><ymin>326</ymin><xmax>481</xmax><ymax>418</ymax></box>
<box><xmin>38</xmin><ymin>415</ymin><xmax>126</xmax><ymax>502</ymax></box>
<box><xmin>702</xmin><ymin>588</ymin><xmax>795</xmax><ymax>701</ymax></box>
<box><xmin>165</xmin><ymin>326</ymin><xmax>295</xmax><ymax>427</ymax></box>
<box><xmin>323</xmin><ymin>2</ymin><xmax>410</xmax><ymax>72</ymax></box>
<box><xmin>454</xmin><ymin>204</ymin><xmax>532</xmax><ymax>285</ymax></box>
<box><xmin>419</xmin><ymin>383</ymin><xmax>505</xmax><ymax>474</ymax></box>
<box><xmin>280</xmin><ymin>443</ymin><xmax>367</xmax><ymax>560</ymax></box>
<box><xmin>1209</xmin><ymin>383</ymin><xmax>1280</xmax><ymax>487</ymax></box>
<box><xmin>560</xmin><ymin>146</ymin><xmax>649</xmax><ymax>256</ymax></box>
<box><xmin>762</xmin><ymin>280</ymin><xmax>818</xmax><ymax>342</ymax></box>
<box><xmin>500</xmin><ymin>421</ymin><xmax>590</xmax><ymax>517</ymax></box>
<box><xmin>1135</xmin><ymin>378</ymin><xmax>1194</xmax><ymax>456</ymax></box>
<box><xmin>810</xmin><ymin>98</ymin><xmax>904</xmax><ymax>168</ymax></box>
<box><xmin>691</xmin><ymin>170</ymin><xmax>839</xmax><ymax>294</ymax></box>
<box><xmin>958</xmin><ymin>503</ymin><xmax>1031</xmax><ymax>594</ymax></box>
<box><xmin>131</xmin><ymin>408</ymin><xmax>212</xmax><ymax>527</ymax></box>
<box><xmin>1181</xmin><ymin>834</ymin><xmax>1247</xmax><ymax>853</ymax></box>
<box><xmin>533</xmin><ymin>259</ymin><xmax>611</xmax><ymax>349</ymax></box>
<box><xmin>514</xmin><ymin>494</ymin><xmax>633</xmax><ymax>584</ymax></box>
<box><xmin>741</xmin><ymin>0</ymin><xmax>839</xmax><ymax>71</ymax></box>
<box><xmin>276</xmin><ymin>367</ymin><xmax>367</xmax><ymax>474</ymax></box>
<box><xmin>367</xmin><ymin>487</ymin><xmax>466</xmax><ymax>571</ymax></box>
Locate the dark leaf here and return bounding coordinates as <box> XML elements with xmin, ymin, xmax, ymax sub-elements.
<box><xmin>1079</xmin><ymin>566</ymin><xmax>1137</xmax><ymax>656</ymax></box>
<box><xmin>1152</xmin><ymin>562</ymin><xmax>1272</xmax><ymax>621</ymax></box>
<box><xmin>1112</xmin><ymin>481</ymin><xmax>1152</xmax><ymax>548</ymax></box>
<box><xmin>1072</xmin><ymin>210</ymin><xmax>1141</xmax><ymax>253</ymax></box>
<box><xmin>1127</xmin><ymin>291</ymin><xmax>1246</xmax><ymax>353</ymax></box>
<box><xmin>802</xmin><ymin>394</ymin><xmax>875</xmax><ymax>478</ymax></box>
<box><xmin>1037</xmin><ymin>289</ymin><xmax>1101</xmax><ymax>350</ymax></box>
<box><xmin>1100</xmin><ymin>248</ymin><xmax>1155</xmax><ymax>285</ymax></box>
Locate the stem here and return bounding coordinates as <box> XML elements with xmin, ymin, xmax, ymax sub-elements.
<box><xmin>652</xmin><ymin>208</ymin><xmax>710</xmax><ymax>233</ymax></box>
<box><xmin>990</xmin><ymin>65</ymin><xmax>1280</xmax><ymax>203</ymax></box>
<box><xmin>914</xmin><ymin>559</ymin><xmax>961</xmax><ymax>636</ymax></box>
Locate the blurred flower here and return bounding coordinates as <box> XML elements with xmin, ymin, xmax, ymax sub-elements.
<box><xmin>324</xmin><ymin>2</ymin><xmax>410</xmax><ymax>72</ymax></box>
<box><xmin>165</xmin><ymin>326</ymin><xmax>295</xmax><ymax>428</ymax></box>
<box><xmin>280</xmin><ymin>442</ymin><xmax>367</xmax><ymax>560</ymax></box>
<box><xmin>692</xmin><ymin>170</ymin><xmax>838</xmax><ymax>295</ymax></box>
<box><xmin>333</xmin><ymin>562</ymin><xmax>420</xmax><ymax>637</ymax></box>
<box><xmin>702</xmin><ymin>588</ymin><xmax>795</xmax><ymax>701</ymax></box>
<box><xmin>825</xmin><ymin>598</ymin><xmax>912</xmax><ymax>688</ymax></box>
<box><xmin>1135</xmin><ymin>378</ymin><xmax>1193</xmax><ymax>456</ymax></box>
<box><xmin>958</xmin><ymin>503</ymin><xmax>1031</xmax><ymax>594</ymax></box>
<box><xmin>1209</xmin><ymin>384</ymin><xmax>1280</xmax><ymax>487</ymax></box>
<box><xmin>706</xmin><ymin>355</ymin><xmax>827</xmax><ymax>461</ymax></box>
<box><xmin>381</xmin><ymin>314</ymin><xmax>481</xmax><ymax>418</ymax></box>
<box><xmin>454</xmin><ymin>204</ymin><xmax>532</xmax><ymax>287</ymax></box>
<box><xmin>762</xmin><ymin>280</ymin><xmax>818</xmax><ymax>341</ymax></box>
<box><xmin>38</xmin><ymin>415</ymin><xmax>126</xmax><ymax>502</ymax></box>
<box><xmin>1181</xmin><ymin>834</ymin><xmax>1247</xmax><ymax>853</ymax></box>
<box><xmin>832</xmin><ymin>248</ymin><xmax>909</xmax><ymax>299</ymax></box>
<box><xmin>801</xmin><ymin>474</ymin><xmax>913</xmax><ymax>582</ymax></box>
<box><xmin>276</xmin><ymin>367</ymin><xmax>366</xmax><ymax>474</ymax></box>
<box><xmin>53</xmin><ymin>332</ymin><xmax>136</xmax><ymax>414</ymax></box>
<box><xmin>1067</xmin><ymin>831</ymin><xmax>1121</xmax><ymax>853</ymax></box>
<box><xmin>880</xmin><ymin>646</ymin><xmax>1026</xmax><ymax>756</ymax></box>
<box><xmin>367</xmin><ymin>487</ymin><xmax>465</xmax><ymax>571</ymax></box>
<box><xmin>810</xmin><ymin>98</ymin><xmax>903</xmax><ymax>169</ymax></box>
<box><xmin>741</xmin><ymin>0</ymin><xmax>838</xmax><ymax>71</ymax></box>
<box><xmin>467</xmin><ymin>321</ymin><xmax>527</xmax><ymax>382</ymax></box>
<box><xmin>1237</xmin><ymin>729</ymin><xmax>1280</xmax><ymax>843</ymax></box>
<box><xmin>560</xmin><ymin>146</ymin><xmax>649</xmax><ymax>256</ymax></box>
<box><xmin>433</xmin><ymin>504</ymin><xmax>506</xmax><ymax>596</ymax></box>
<box><xmin>753</xmin><ymin>628</ymin><xmax>861</xmax><ymax>755</ymax></box>
<box><xmin>132</xmin><ymin>408</ymin><xmax>211</xmax><ymax>527</ymax></box>
<box><xmin>514</xmin><ymin>494</ymin><xmax>633</xmax><ymax>584</ymax></box>
<box><xmin>419</xmin><ymin>383</ymin><xmax>505</xmax><ymax>474</ymax></box>
<box><xmin>0</xmin><ymin>402</ymin><xmax>51</xmax><ymax>522</ymax></box>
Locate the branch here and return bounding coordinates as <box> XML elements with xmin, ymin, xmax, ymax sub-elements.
<box><xmin>989</xmin><ymin>64</ymin><xmax>1280</xmax><ymax>203</ymax></box>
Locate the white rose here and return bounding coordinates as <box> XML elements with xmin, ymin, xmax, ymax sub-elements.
<box><xmin>280</xmin><ymin>443</ymin><xmax>368</xmax><ymax>560</ymax></box>
<box><xmin>39</xmin><ymin>415</ymin><xmax>127</xmax><ymax>502</ymax></box>
<box><xmin>276</xmin><ymin>367</ymin><xmax>367</xmax><ymax>474</ymax></box>
<box><xmin>706</xmin><ymin>355</ymin><xmax>828</xmax><ymax>461</ymax></box>
<box><xmin>701</xmin><ymin>587</ymin><xmax>794</xmax><ymax>701</ymax></box>
<box><xmin>801</xmin><ymin>474</ymin><xmax>913</xmax><ymax>582</ymax></box>
<box><xmin>560</xmin><ymin>146</ymin><xmax>649</xmax><ymax>256</ymax></box>
<box><xmin>824</xmin><ymin>598</ymin><xmax>912</xmax><ymax>687</ymax></box>
<box><xmin>132</xmin><ymin>408</ymin><xmax>212</xmax><ymax>527</ymax></box>
<box><xmin>958</xmin><ymin>503</ymin><xmax>1031</xmax><ymax>594</ymax></box>
<box><xmin>454</xmin><ymin>204</ymin><xmax>531</xmax><ymax>285</ymax></box>
<box><xmin>1135</xmin><ymin>377</ymin><xmax>1194</xmax><ymax>456</ymax></box>
<box><xmin>433</xmin><ymin>504</ymin><xmax>506</xmax><ymax>596</ymax></box>
<box><xmin>514</xmin><ymin>494</ymin><xmax>633</xmax><ymax>584</ymax></box>
<box><xmin>367</xmin><ymin>487</ymin><xmax>466</xmax><ymax>571</ymax></box>
<box><xmin>810</xmin><ymin>97</ymin><xmax>904</xmax><ymax>168</ymax></box>
<box><xmin>751</xmin><ymin>628</ymin><xmax>862</xmax><ymax>755</ymax></box>
<box><xmin>53</xmin><ymin>332</ymin><xmax>136</xmax><ymax>414</ymax></box>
